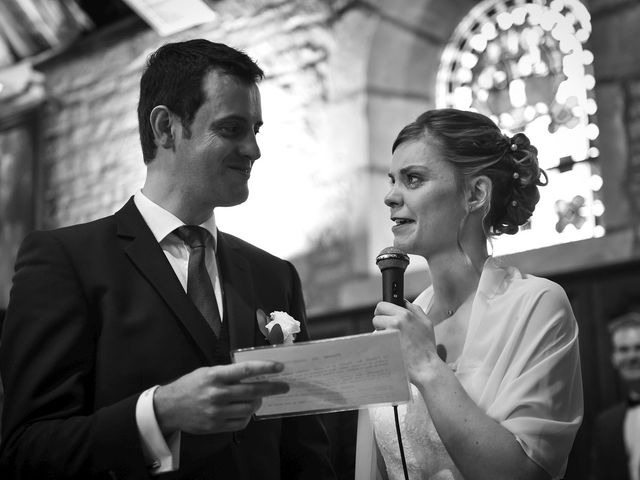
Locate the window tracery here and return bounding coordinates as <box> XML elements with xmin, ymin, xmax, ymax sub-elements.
<box><xmin>436</xmin><ymin>0</ymin><xmax>603</xmax><ymax>254</ymax></box>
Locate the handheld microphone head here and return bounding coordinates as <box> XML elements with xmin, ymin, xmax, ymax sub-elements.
<box><xmin>376</xmin><ymin>247</ymin><xmax>409</xmax><ymax>306</ymax></box>
<box><xmin>376</xmin><ymin>247</ymin><xmax>410</xmax><ymax>272</ymax></box>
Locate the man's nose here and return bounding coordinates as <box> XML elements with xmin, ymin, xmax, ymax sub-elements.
<box><xmin>240</xmin><ymin>132</ymin><xmax>261</xmax><ymax>161</ymax></box>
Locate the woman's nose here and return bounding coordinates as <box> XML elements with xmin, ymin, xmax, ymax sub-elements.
<box><xmin>384</xmin><ymin>185</ymin><xmax>402</xmax><ymax>208</ymax></box>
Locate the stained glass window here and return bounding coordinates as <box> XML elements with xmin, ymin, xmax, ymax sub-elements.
<box><xmin>436</xmin><ymin>0</ymin><xmax>603</xmax><ymax>255</ymax></box>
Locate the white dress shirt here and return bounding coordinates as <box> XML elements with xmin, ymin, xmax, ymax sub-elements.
<box><xmin>133</xmin><ymin>190</ymin><xmax>223</xmax><ymax>474</ymax></box>
<box><xmin>625</xmin><ymin>402</ymin><xmax>640</xmax><ymax>480</ymax></box>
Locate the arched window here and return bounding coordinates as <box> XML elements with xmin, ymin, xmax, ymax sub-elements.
<box><xmin>436</xmin><ymin>0</ymin><xmax>603</xmax><ymax>255</ymax></box>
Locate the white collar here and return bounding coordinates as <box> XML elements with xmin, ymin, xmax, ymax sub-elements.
<box><xmin>133</xmin><ymin>190</ymin><xmax>218</xmax><ymax>250</ymax></box>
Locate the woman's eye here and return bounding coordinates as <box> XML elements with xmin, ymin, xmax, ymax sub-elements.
<box><xmin>406</xmin><ymin>174</ymin><xmax>421</xmax><ymax>187</ymax></box>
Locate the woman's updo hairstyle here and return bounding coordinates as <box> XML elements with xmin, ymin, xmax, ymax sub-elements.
<box><xmin>392</xmin><ymin>108</ymin><xmax>547</xmax><ymax>236</ymax></box>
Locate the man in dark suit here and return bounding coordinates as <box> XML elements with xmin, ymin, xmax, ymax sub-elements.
<box><xmin>0</xmin><ymin>39</ymin><xmax>336</xmax><ymax>480</ymax></box>
<box><xmin>591</xmin><ymin>312</ymin><xmax>640</xmax><ymax>480</ymax></box>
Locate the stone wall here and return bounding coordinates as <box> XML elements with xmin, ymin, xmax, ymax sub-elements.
<box><xmin>590</xmin><ymin>0</ymin><xmax>640</xmax><ymax>246</ymax></box>
<box><xmin>3</xmin><ymin>0</ymin><xmax>640</xmax><ymax>313</ymax></box>
<box><xmin>37</xmin><ymin>0</ymin><xmax>365</xmax><ymax>232</ymax></box>
<box><xmin>28</xmin><ymin>0</ymin><xmax>378</xmax><ymax>312</ymax></box>
<box><xmin>626</xmin><ymin>79</ymin><xmax>640</xmax><ymax>218</ymax></box>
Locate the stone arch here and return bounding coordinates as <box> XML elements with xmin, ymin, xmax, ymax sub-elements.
<box><xmin>365</xmin><ymin>0</ymin><xmax>476</xmax><ymax>266</ymax></box>
<box><xmin>364</xmin><ymin>0</ymin><xmax>603</xmax><ymax>261</ymax></box>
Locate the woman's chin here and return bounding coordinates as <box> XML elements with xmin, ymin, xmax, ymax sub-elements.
<box><xmin>392</xmin><ymin>237</ymin><xmax>414</xmax><ymax>253</ymax></box>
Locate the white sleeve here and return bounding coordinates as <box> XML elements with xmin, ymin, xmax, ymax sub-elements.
<box><xmin>135</xmin><ymin>386</ymin><xmax>181</xmax><ymax>474</ymax></box>
<box><xmin>486</xmin><ymin>284</ymin><xmax>583</xmax><ymax>480</ymax></box>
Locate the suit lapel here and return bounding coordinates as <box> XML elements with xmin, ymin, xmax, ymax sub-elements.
<box><xmin>216</xmin><ymin>232</ymin><xmax>257</xmax><ymax>351</ymax></box>
<box><xmin>114</xmin><ymin>198</ymin><xmax>217</xmax><ymax>364</ymax></box>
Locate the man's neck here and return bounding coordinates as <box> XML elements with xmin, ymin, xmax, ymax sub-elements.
<box><xmin>141</xmin><ymin>186</ymin><xmax>213</xmax><ymax>226</ymax></box>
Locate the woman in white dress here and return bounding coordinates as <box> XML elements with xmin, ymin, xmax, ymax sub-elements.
<box><xmin>371</xmin><ymin>109</ymin><xmax>583</xmax><ymax>480</ymax></box>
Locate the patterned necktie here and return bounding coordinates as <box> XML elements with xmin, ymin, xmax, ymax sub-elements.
<box><xmin>174</xmin><ymin>226</ymin><xmax>222</xmax><ymax>338</ymax></box>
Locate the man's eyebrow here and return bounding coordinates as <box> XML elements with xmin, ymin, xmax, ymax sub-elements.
<box><xmin>212</xmin><ymin>115</ymin><xmax>248</xmax><ymax>123</ymax></box>
<box><xmin>212</xmin><ymin>115</ymin><xmax>263</xmax><ymax>126</ymax></box>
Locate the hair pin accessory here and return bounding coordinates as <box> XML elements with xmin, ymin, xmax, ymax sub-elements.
<box><xmin>510</xmin><ymin>143</ymin><xmax>518</xmax><ymax>151</ymax></box>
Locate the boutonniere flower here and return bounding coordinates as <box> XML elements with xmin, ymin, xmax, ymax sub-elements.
<box><xmin>256</xmin><ymin>309</ymin><xmax>300</xmax><ymax>345</ymax></box>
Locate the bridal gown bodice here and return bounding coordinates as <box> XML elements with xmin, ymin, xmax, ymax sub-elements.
<box><xmin>371</xmin><ymin>381</ymin><xmax>463</xmax><ymax>480</ymax></box>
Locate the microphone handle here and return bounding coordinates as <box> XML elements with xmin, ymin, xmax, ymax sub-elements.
<box><xmin>381</xmin><ymin>268</ymin><xmax>405</xmax><ymax>307</ymax></box>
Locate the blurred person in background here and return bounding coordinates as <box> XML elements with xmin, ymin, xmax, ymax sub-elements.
<box><xmin>372</xmin><ymin>108</ymin><xmax>583</xmax><ymax>480</ymax></box>
<box><xmin>591</xmin><ymin>311</ymin><xmax>640</xmax><ymax>480</ymax></box>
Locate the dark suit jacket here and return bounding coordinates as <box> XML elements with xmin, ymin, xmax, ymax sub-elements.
<box><xmin>0</xmin><ymin>198</ymin><xmax>335</xmax><ymax>480</ymax></box>
<box><xmin>591</xmin><ymin>402</ymin><xmax>630</xmax><ymax>480</ymax></box>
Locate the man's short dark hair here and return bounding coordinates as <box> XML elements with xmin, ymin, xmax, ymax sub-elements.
<box><xmin>137</xmin><ymin>39</ymin><xmax>264</xmax><ymax>163</ymax></box>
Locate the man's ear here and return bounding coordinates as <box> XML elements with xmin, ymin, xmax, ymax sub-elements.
<box><xmin>150</xmin><ymin>105</ymin><xmax>175</xmax><ymax>150</ymax></box>
<box><xmin>467</xmin><ymin>175</ymin><xmax>492</xmax><ymax>213</ymax></box>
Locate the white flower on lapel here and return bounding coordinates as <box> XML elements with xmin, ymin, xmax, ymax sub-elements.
<box><xmin>266</xmin><ymin>311</ymin><xmax>300</xmax><ymax>345</ymax></box>
<box><xmin>256</xmin><ymin>309</ymin><xmax>300</xmax><ymax>345</ymax></box>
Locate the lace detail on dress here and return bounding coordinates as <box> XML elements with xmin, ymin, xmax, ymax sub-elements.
<box><xmin>371</xmin><ymin>384</ymin><xmax>464</xmax><ymax>480</ymax></box>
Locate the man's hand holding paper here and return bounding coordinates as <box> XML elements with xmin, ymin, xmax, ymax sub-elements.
<box><xmin>232</xmin><ymin>330</ymin><xmax>411</xmax><ymax>418</ymax></box>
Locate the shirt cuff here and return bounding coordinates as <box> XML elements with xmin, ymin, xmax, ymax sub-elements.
<box><xmin>135</xmin><ymin>385</ymin><xmax>181</xmax><ymax>474</ymax></box>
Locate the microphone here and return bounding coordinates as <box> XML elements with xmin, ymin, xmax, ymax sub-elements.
<box><xmin>376</xmin><ymin>247</ymin><xmax>410</xmax><ymax>307</ymax></box>
<box><xmin>376</xmin><ymin>248</ymin><xmax>448</xmax><ymax>362</ymax></box>
<box><xmin>376</xmin><ymin>247</ymin><xmax>411</xmax><ymax>480</ymax></box>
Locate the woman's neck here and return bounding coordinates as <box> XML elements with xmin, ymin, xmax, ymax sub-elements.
<box><xmin>426</xmin><ymin>249</ymin><xmax>487</xmax><ymax>320</ymax></box>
